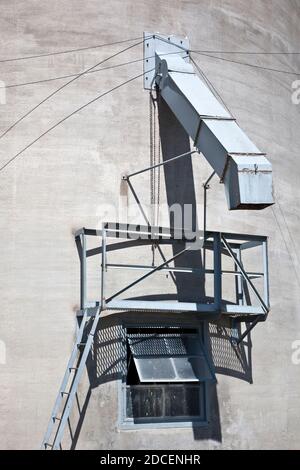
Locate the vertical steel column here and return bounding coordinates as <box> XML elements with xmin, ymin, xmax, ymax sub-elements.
<box><xmin>80</xmin><ymin>233</ymin><xmax>87</xmax><ymax>310</ymax></box>
<box><xmin>262</xmin><ymin>239</ymin><xmax>270</xmax><ymax>308</ymax></box>
<box><xmin>232</xmin><ymin>248</ymin><xmax>243</xmax><ymax>344</ymax></box>
<box><xmin>213</xmin><ymin>232</ymin><xmax>222</xmax><ymax>311</ymax></box>
<box><xmin>235</xmin><ymin>248</ymin><xmax>244</xmax><ymax>306</ymax></box>
<box><xmin>101</xmin><ymin>227</ymin><xmax>106</xmax><ymax>309</ymax></box>
<box><xmin>203</xmin><ymin>171</ymin><xmax>215</xmax><ymax>270</ymax></box>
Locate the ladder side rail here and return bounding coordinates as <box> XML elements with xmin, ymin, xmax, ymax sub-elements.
<box><xmin>52</xmin><ymin>308</ymin><xmax>101</xmax><ymax>450</ymax></box>
<box><xmin>41</xmin><ymin>309</ymin><xmax>88</xmax><ymax>449</ymax></box>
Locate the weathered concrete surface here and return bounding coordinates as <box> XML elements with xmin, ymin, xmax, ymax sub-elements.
<box><xmin>0</xmin><ymin>0</ymin><xmax>300</xmax><ymax>449</ymax></box>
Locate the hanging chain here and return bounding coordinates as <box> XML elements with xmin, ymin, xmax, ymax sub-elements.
<box><xmin>149</xmin><ymin>91</ymin><xmax>153</xmax><ymax>214</ymax></box>
<box><xmin>156</xmin><ymin>90</ymin><xmax>161</xmax><ymax>228</ymax></box>
<box><xmin>149</xmin><ymin>91</ymin><xmax>155</xmax><ymax>265</ymax></box>
<box><xmin>152</xmin><ymin>92</ymin><xmax>157</xmax><ymax>226</ymax></box>
<box><xmin>149</xmin><ymin>91</ymin><xmax>155</xmax><ymax>226</ymax></box>
<box><xmin>149</xmin><ymin>87</ymin><xmax>162</xmax><ymax>265</ymax></box>
<box><xmin>150</xmin><ymin>87</ymin><xmax>161</xmax><ymax>226</ymax></box>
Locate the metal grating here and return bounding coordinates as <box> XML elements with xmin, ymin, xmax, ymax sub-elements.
<box><xmin>128</xmin><ymin>333</ymin><xmax>214</xmax><ymax>383</ymax></box>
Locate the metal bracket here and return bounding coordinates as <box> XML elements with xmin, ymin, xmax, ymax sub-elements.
<box><xmin>143</xmin><ymin>32</ymin><xmax>190</xmax><ymax>89</ymax></box>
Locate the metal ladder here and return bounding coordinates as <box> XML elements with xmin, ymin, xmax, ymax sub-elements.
<box><xmin>41</xmin><ymin>307</ymin><xmax>101</xmax><ymax>450</ymax></box>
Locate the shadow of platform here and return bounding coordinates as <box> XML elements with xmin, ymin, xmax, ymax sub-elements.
<box><xmin>69</xmin><ymin>306</ymin><xmax>253</xmax><ymax>449</ymax></box>
<box><xmin>70</xmin><ymin>94</ymin><xmax>253</xmax><ymax>448</ymax></box>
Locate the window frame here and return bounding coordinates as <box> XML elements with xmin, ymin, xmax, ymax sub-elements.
<box><xmin>118</xmin><ymin>322</ymin><xmax>211</xmax><ymax>430</ymax></box>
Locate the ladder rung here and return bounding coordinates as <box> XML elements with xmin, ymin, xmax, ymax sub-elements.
<box><xmin>52</xmin><ymin>416</ymin><xmax>61</xmax><ymax>421</ymax></box>
<box><xmin>41</xmin><ymin>307</ymin><xmax>101</xmax><ymax>451</ymax></box>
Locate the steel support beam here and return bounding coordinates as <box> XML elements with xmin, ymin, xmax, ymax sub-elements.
<box><xmin>123</xmin><ymin>150</ymin><xmax>196</xmax><ymax>179</ymax></box>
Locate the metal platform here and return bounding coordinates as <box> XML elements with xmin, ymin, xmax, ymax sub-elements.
<box><xmin>75</xmin><ymin>222</ymin><xmax>270</xmax><ymax>319</ymax></box>
<box><xmin>104</xmin><ymin>300</ymin><xmax>265</xmax><ymax>316</ymax></box>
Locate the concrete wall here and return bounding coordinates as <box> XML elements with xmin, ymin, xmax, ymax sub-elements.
<box><xmin>0</xmin><ymin>0</ymin><xmax>300</xmax><ymax>449</ymax></box>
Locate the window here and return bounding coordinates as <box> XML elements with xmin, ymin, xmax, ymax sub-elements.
<box><xmin>121</xmin><ymin>326</ymin><xmax>215</xmax><ymax>426</ymax></box>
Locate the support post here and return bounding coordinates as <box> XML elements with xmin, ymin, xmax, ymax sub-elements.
<box><xmin>101</xmin><ymin>227</ymin><xmax>106</xmax><ymax>309</ymax></box>
<box><xmin>203</xmin><ymin>170</ymin><xmax>215</xmax><ymax>270</ymax></box>
<box><xmin>80</xmin><ymin>233</ymin><xmax>87</xmax><ymax>310</ymax></box>
<box><xmin>262</xmin><ymin>239</ymin><xmax>270</xmax><ymax>309</ymax></box>
<box><xmin>213</xmin><ymin>232</ymin><xmax>222</xmax><ymax>311</ymax></box>
<box><xmin>235</xmin><ymin>248</ymin><xmax>244</xmax><ymax>306</ymax></box>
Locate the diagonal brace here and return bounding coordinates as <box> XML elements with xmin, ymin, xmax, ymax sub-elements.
<box><xmin>221</xmin><ymin>235</ymin><xmax>268</xmax><ymax>314</ymax></box>
<box><xmin>123</xmin><ymin>150</ymin><xmax>197</xmax><ymax>179</ymax></box>
<box><xmin>105</xmin><ymin>245</ymin><xmax>190</xmax><ymax>304</ymax></box>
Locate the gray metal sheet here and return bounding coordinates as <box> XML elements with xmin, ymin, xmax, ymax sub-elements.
<box><xmin>106</xmin><ymin>299</ymin><xmax>265</xmax><ymax>315</ymax></box>
<box><xmin>106</xmin><ymin>299</ymin><xmax>218</xmax><ymax>312</ymax></box>
<box><xmin>155</xmin><ymin>51</ymin><xmax>274</xmax><ymax>209</ymax></box>
<box><xmin>143</xmin><ymin>32</ymin><xmax>189</xmax><ymax>89</ymax></box>
<box><xmin>128</xmin><ymin>335</ymin><xmax>202</xmax><ymax>356</ymax></box>
<box><xmin>169</xmin><ymin>70</ymin><xmax>231</xmax><ymax>118</ymax></box>
<box><xmin>128</xmin><ymin>335</ymin><xmax>213</xmax><ymax>382</ymax></box>
<box><xmin>203</xmin><ymin>119</ymin><xmax>260</xmax><ymax>153</ymax></box>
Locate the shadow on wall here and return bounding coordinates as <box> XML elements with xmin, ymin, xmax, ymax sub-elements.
<box><xmin>209</xmin><ymin>319</ymin><xmax>253</xmax><ymax>384</ymax></box>
<box><xmin>69</xmin><ymin>94</ymin><xmax>253</xmax><ymax>448</ymax></box>
<box><xmin>69</xmin><ymin>312</ymin><xmax>253</xmax><ymax>449</ymax></box>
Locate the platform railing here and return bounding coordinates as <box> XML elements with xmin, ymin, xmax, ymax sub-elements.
<box><xmin>75</xmin><ymin>223</ymin><xmax>269</xmax><ymax>318</ymax></box>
